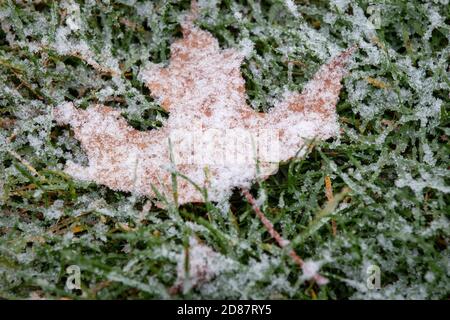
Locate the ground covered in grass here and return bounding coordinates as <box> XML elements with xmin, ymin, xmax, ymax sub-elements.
<box><xmin>0</xmin><ymin>0</ymin><xmax>449</xmax><ymax>299</ymax></box>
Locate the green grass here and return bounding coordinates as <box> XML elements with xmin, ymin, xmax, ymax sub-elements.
<box><xmin>0</xmin><ymin>0</ymin><xmax>449</xmax><ymax>299</ymax></box>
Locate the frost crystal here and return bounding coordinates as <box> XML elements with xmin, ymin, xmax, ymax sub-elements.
<box><xmin>174</xmin><ymin>237</ymin><xmax>235</xmax><ymax>291</ymax></box>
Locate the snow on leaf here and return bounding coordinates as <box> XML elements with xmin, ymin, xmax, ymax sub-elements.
<box><xmin>53</xmin><ymin>5</ymin><xmax>354</xmax><ymax>205</ymax></box>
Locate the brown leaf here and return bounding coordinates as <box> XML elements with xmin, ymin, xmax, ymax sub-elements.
<box><xmin>53</xmin><ymin>6</ymin><xmax>354</xmax><ymax>205</ymax></box>
<box><xmin>71</xmin><ymin>225</ymin><xmax>84</xmax><ymax>234</ymax></box>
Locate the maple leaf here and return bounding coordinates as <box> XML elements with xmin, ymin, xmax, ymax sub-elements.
<box><xmin>53</xmin><ymin>7</ymin><xmax>354</xmax><ymax>205</ymax></box>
